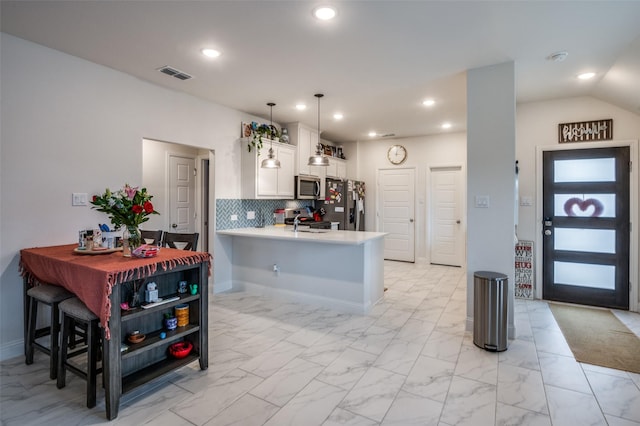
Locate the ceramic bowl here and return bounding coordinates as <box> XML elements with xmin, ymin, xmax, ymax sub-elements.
<box><xmin>127</xmin><ymin>333</ymin><xmax>146</xmax><ymax>344</ymax></box>
<box><xmin>168</xmin><ymin>341</ymin><xmax>193</xmax><ymax>359</ymax></box>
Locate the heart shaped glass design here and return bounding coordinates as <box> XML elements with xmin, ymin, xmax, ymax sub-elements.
<box><xmin>563</xmin><ymin>197</ymin><xmax>604</xmax><ymax>217</ymax></box>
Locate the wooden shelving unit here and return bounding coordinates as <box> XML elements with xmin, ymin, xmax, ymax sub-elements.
<box><xmin>111</xmin><ymin>260</ymin><xmax>208</xmax><ymax>399</ymax></box>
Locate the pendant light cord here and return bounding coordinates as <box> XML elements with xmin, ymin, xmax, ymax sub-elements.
<box><xmin>315</xmin><ymin>93</ymin><xmax>324</xmax><ymax>154</ymax></box>
<box><xmin>268</xmin><ymin>102</ymin><xmax>275</xmax><ymax>151</ymax></box>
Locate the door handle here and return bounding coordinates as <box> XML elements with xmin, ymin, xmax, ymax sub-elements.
<box><xmin>172</xmin><ymin>223</ymin><xmax>178</xmax><ymax>228</ymax></box>
<box><xmin>456</xmin><ymin>220</ymin><xmax>461</xmax><ymax>224</ymax></box>
<box><xmin>409</xmin><ymin>218</ymin><xmax>414</xmax><ymax>223</ymax></box>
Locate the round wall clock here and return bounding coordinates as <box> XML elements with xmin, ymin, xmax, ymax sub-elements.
<box><xmin>387</xmin><ymin>144</ymin><xmax>407</xmax><ymax>165</ymax></box>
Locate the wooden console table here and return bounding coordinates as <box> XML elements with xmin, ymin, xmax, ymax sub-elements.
<box><xmin>20</xmin><ymin>244</ymin><xmax>211</xmax><ymax>420</ymax></box>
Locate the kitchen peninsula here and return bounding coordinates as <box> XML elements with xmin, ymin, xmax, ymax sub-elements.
<box><xmin>217</xmin><ymin>227</ymin><xmax>387</xmax><ymax>313</ymax></box>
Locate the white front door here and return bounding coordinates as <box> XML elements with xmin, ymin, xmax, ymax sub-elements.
<box><xmin>430</xmin><ymin>166</ymin><xmax>464</xmax><ymax>266</ymax></box>
<box><xmin>379</xmin><ymin>168</ymin><xmax>415</xmax><ymax>262</ymax></box>
<box><xmin>169</xmin><ymin>154</ymin><xmax>196</xmax><ymax>233</ymax></box>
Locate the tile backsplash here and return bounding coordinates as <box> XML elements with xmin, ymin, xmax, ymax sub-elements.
<box><xmin>216</xmin><ymin>199</ymin><xmax>313</xmax><ymax>230</ymax></box>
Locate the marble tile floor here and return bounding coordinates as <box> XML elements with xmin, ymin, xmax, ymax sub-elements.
<box><xmin>2</xmin><ymin>260</ymin><xmax>640</xmax><ymax>425</ymax></box>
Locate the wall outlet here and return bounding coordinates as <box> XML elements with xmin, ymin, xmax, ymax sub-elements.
<box><xmin>247</xmin><ymin>211</ymin><xmax>255</xmax><ymax>220</ymax></box>
<box><xmin>230</xmin><ymin>214</ymin><xmax>238</xmax><ymax>221</ymax></box>
<box><xmin>72</xmin><ymin>192</ymin><xmax>88</xmax><ymax>206</ymax></box>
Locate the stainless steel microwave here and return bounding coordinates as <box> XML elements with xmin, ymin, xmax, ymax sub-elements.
<box><xmin>295</xmin><ymin>176</ymin><xmax>321</xmax><ymax>199</ymax></box>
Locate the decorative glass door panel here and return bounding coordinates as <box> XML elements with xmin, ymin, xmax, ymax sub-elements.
<box><xmin>554</xmin><ymin>194</ymin><xmax>616</xmax><ymax>217</ymax></box>
<box><xmin>554</xmin><ymin>228</ymin><xmax>616</xmax><ymax>253</ymax></box>
<box><xmin>542</xmin><ymin>147</ymin><xmax>630</xmax><ymax>309</ymax></box>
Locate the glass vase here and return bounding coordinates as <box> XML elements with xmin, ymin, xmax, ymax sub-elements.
<box><xmin>122</xmin><ymin>226</ymin><xmax>141</xmax><ymax>257</ymax></box>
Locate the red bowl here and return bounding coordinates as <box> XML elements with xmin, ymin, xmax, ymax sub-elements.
<box><xmin>168</xmin><ymin>341</ymin><xmax>193</xmax><ymax>359</ymax></box>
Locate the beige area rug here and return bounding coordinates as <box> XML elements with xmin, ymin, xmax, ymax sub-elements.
<box><xmin>549</xmin><ymin>303</ymin><xmax>640</xmax><ymax>374</ymax></box>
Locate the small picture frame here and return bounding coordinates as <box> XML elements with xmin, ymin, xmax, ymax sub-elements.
<box><xmin>241</xmin><ymin>122</ymin><xmax>252</xmax><ymax>138</ymax></box>
<box><xmin>323</xmin><ymin>144</ymin><xmax>333</xmax><ymax>156</ymax></box>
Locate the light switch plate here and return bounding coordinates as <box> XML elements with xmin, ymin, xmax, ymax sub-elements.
<box><xmin>72</xmin><ymin>192</ymin><xmax>88</xmax><ymax>206</ymax></box>
<box><xmin>475</xmin><ymin>195</ymin><xmax>490</xmax><ymax>208</ymax></box>
<box><xmin>230</xmin><ymin>214</ymin><xmax>238</xmax><ymax>221</ymax></box>
<box><xmin>247</xmin><ymin>211</ymin><xmax>255</xmax><ymax>220</ymax></box>
<box><xmin>520</xmin><ymin>196</ymin><xmax>533</xmax><ymax>206</ymax></box>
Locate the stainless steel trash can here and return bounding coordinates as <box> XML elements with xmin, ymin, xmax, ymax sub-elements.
<box><xmin>473</xmin><ymin>271</ymin><xmax>508</xmax><ymax>351</ymax></box>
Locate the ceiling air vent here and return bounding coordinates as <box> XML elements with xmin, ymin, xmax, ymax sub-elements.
<box><xmin>157</xmin><ymin>66</ymin><xmax>193</xmax><ymax>81</ymax></box>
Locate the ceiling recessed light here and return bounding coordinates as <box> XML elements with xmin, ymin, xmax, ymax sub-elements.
<box><xmin>333</xmin><ymin>113</ymin><xmax>343</xmax><ymax>120</ymax></box>
<box><xmin>422</xmin><ymin>99</ymin><xmax>436</xmax><ymax>107</ymax></box>
<box><xmin>441</xmin><ymin>122</ymin><xmax>452</xmax><ymax>129</ymax></box>
<box><xmin>313</xmin><ymin>6</ymin><xmax>337</xmax><ymax>20</ymax></box>
<box><xmin>577</xmin><ymin>72</ymin><xmax>596</xmax><ymax>80</ymax></box>
<box><xmin>201</xmin><ymin>48</ymin><xmax>221</xmax><ymax>58</ymax></box>
<box><xmin>296</xmin><ymin>104</ymin><xmax>307</xmax><ymax>111</ymax></box>
<box><xmin>368</xmin><ymin>131</ymin><xmax>377</xmax><ymax>137</ymax></box>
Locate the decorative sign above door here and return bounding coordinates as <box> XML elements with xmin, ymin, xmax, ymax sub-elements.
<box><xmin>558</xmin><ymin>119</ymin><xmax>613</xmax><ymax>143</ymax></box>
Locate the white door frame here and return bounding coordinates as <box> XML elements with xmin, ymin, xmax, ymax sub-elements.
<box><xmin>535</xmin><ymin>139</ymin><xmax>639</xmax><ymax>312</ymax></box>
<box><xmin>427</xmin><ymin>164</ymin><xmax>466</xmax><ymax>266</ymax></box>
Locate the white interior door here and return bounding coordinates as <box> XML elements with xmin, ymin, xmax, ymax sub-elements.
<box><xmin>169</xmin><ymin>154</ymin><xmax>196</xmax><ymax>233</ymax></box>
<box><xmin>430</xmin><ymin>166</ymin><xmax>464</xmax><ymax>266</ymax></box>
<box><xmin>379</xmin><ymin>168</ymin><xmax>415</xmax><ymax>262</ymax></box>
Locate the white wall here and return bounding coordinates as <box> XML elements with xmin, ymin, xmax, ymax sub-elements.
<box><xmin>356</xmin><ymin>132</ymin><xmax>467</xmax><ymax>260</ymax></box>
<box><xmin>0</xmin><ymin>34</ymin><xmax>263</xmax><ymax>359</ymax></box>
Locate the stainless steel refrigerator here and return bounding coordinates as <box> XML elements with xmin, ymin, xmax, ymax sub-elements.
<box><xmin>318</xmin><ymin>178</ymin><xmax>366</xmax><ymax>230</ymax></box>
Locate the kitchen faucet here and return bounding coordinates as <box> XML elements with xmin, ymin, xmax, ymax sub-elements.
<box><xmin>293</xmin><ymin>214</ymin><xmax>300</xmax><ymax>232</ymax></box>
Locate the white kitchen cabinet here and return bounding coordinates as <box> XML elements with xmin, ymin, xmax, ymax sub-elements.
<box><xmin>241</xmin><ymin>139</ymin><xmax>295</xmax><ymax>199</ymax></box>
<box><xmin>286</xmin><ymin>122</ymin><xmax>323</xmax><ymax>178</ymax></box>
<box><xmin>326</xmin><ymin>157</ymin><xmax>347</xmax><ymax>179</ymax></box>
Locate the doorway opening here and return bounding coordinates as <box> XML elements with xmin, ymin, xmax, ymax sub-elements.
<box><xmin>142</xmin><ymin>138</ymin><xmax>213</xmax><ymax>252</ymax></box>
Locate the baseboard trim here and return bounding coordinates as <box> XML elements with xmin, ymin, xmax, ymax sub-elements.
<box><xmin>0</xmin><ymin>338</ymin><xmax>23</xmax><ymax>362</ymax></box>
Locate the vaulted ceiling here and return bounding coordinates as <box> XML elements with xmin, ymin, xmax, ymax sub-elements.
<box><xmin>2</xmin><ymin>1</ymin><xmax>639</xmax><ymax>143</ymax></box>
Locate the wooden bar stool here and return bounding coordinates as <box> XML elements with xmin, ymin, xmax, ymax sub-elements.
<box><xmin>57</xmin><ymin>297</ymin><xmax>102</xmax><ymax>409</ymax></box>
<box><xmin>25</xmin><ymin>284</ymin><xmax>74</xmax><ymax>379</ymax></box>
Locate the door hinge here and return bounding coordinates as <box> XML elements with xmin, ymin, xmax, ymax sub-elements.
<box><xmin>193</xmin><ymin>168</ymin><xmax>197</xmax><ymax>176</ymax></box>
<box><xmin>629</xmin><ymin>161</ymin><xmax>632</xmax><ymax>172</ymax></box>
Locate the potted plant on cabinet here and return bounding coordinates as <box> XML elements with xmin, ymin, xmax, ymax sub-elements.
<box><xmin>248</xmin><ymin>122</ymin><xmax>281</xmax><ymax>155</ymax></box>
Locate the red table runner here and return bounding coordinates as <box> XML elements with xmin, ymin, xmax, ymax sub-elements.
<box><xmin>20</xmin><ymin>244</ymin><xmax>211</xmax><ymax>339</ymax></box>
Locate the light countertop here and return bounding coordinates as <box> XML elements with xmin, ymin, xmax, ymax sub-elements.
<box><xmin>217</xmin><ymin>226</ymin><xmax>387</xmax><ymax>245</ymax></box>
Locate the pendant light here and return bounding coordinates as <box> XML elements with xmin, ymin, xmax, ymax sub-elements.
<box><xmin>308</xmin><ymin>93</ymin><xmax>330</xmax><ymax>167</ymax></box>
<box><xmin>261</xmin><ymin>102</ymin><xmax>281</xmax><ymax>169</ymax></box>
